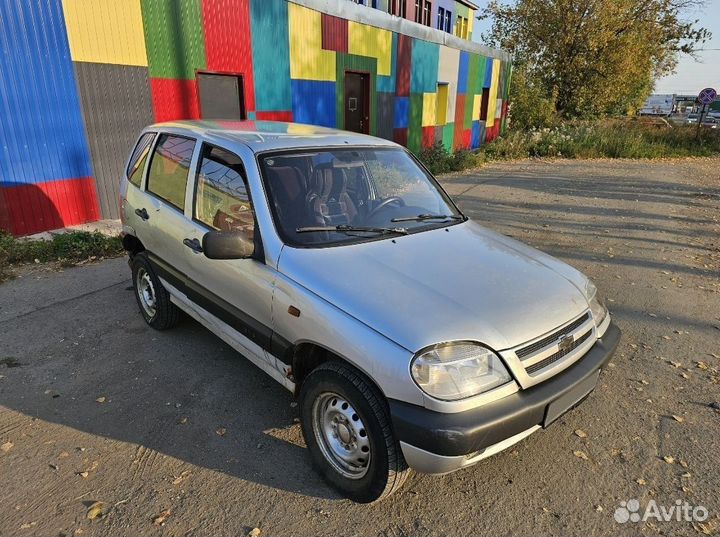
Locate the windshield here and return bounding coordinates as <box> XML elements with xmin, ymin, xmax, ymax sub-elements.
<box><xmin>259</xmin><ymin>148</ymin><xmax>463</xmax><ymax>247</ymax></box>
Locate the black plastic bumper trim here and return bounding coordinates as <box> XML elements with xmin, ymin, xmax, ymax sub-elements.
<box><xmin>389</xmin><ymin>322</ymin><xmax>621</xmax><ymax>457</ymax></box>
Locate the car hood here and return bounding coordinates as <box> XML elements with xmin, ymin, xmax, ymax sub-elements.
<box><xmin>277</xmin><ymin>220</ymin><xmax>591</xmax><ymax>352</ymax></box>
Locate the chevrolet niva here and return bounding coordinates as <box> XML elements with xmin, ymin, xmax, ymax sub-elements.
<box><xmin>120</xmin><ymin>121</ymin><xmax>620</xmax><ymax>503</ymax></box>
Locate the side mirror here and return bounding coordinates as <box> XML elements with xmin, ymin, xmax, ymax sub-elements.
<box><xmin>202</xmin><ymin>231</ymin><xmax>254</xmax><ymax>260</ymax></box>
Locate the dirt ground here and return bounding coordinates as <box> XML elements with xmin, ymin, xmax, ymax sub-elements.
<box><xmin>1</xmin><ymin>158</ymin><xmax>719</xmax><ymax>537</ymax></box>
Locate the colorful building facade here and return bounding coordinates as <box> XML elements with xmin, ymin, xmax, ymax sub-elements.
<box><xmin>0</xmin><ymin>0</ymin><xmax>511</xmax><ymax>236</ymax></box>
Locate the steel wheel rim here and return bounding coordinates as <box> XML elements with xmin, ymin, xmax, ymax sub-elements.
<box><xmin>311</xmin><ymin>392</ymin><xmax>371</xmax><ymax>479</ymax></box>
<box><xmin>136</xmin><ymin>267</ymin><xmax>157</xmax><ymax>318</ymax></box>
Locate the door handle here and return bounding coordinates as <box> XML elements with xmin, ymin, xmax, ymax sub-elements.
<box><xmin>183</xmin><ymin>238</ymin><xmax>203</xmax><ymax>254</ymax></box>
<box><xmin>135</xmin><ymin>208</ymin><xmax>149</xmax><ymax>221</ymax></box>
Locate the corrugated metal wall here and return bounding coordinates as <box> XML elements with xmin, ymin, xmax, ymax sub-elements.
<box><xmin>0</xmin><ymin>0</ymin><xmax>511</xmax><ymax>236</ymax></box>
<box><xmin>0</xmin><ymin>0</ymin><xmax>99</xmax><ymax>236</ymax></box>
<box><xmin>62</xmin><ymin>0</ymin><xmax>154</xmax><ymax>221</ymax></box>
<box><xmin>74</xmin><ymin>64</ymin><xmax>154</xmax><ymax>219</ymax></box>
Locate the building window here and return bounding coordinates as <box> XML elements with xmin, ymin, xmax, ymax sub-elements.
<box><xmin>454</xmin><ymin>15</ymin><xmax>468</xmax><ymax>39</ymax></box>
<box><xmin>389</xmin><ymin>0</ymin><xmax>404</xmax><ymax>16</ymax></box>
<box><xmin>437</xmin><ymin>7</ymin><xmax>444</xmax><ymax>30</ymax></box>
<box><xmin>414</xmin><ymin>0</ymin><xmax>421</xmax><ymax>22</ymax></box>
<box><xmin>422</xmin><ymin>0</ymin><xmax>431</xmax><ymax>26</ymax></box>
<box><xmin>436</xmin><ymin>83</ymin><xmax>449</xmax><ymax>125</ymax></box>
<box><xmin>445</xmin><ymin>10</ymin><xmax>452</xmax><ymax>32</ymax></box>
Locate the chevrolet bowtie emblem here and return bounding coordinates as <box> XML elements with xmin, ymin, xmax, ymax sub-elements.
<box><xmin>558</xmin><ymin>334</ymin><xmax>575</xmax><ymax>353</ymax></box>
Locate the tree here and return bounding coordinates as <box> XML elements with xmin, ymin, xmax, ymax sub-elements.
<box><xmin>482</xmin><ymin>0</ymin><xmax>710</xmax><ymax>122</ymax></box>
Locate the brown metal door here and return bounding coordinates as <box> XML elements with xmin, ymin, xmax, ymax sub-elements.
<box><xmin>344</xmin><ymin>71</ymin><xmax>369</xmax><ymax>134</ymax></box>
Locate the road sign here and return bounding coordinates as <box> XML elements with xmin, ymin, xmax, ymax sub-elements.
<box><xmin>698</xmin><ymin>88</ymin><xmax>717</xmax><ymax>105</ymax></box>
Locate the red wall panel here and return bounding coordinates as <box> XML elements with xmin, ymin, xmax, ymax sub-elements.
<box><xmin>421</xmin><ymin>126</ymin><xmax>435</xmax><ymax>149</ymax></box>
<box><xmin>201</xmin><ymin>0</ymin><xmax>256</xmax><ymax>112</ymax></box>
<box><xmin>255</xmin><ymin>111</ymin><xmax>294</xmax><ymax>122</ymax></box>
<box><xmin>393</xmin><ymin>128</ymin><xmax>408</xmax><ymax>146</ymax></box>
<box><xmin>396</xmin><ymin>34</ymin><xmax>411</xmax><ymax>97</ymax></box>
<box><xmin>150</xmin><ymin>78</ymin><xmax>201</xmax><ymax>122</ymax></box>
<box><xmin>321</xmin><ymin>13</ymin><xmax>348</xmax><ymax>53</ymax></box>
<box><xmin>1</xmin><ymin>178</ymin><xmax>100</xmax><ymax>236</ymax></box>
<box><xmin>453</xmin><ymin>94</ymin><xmax>465</xmax><ymax>149</ymax></box>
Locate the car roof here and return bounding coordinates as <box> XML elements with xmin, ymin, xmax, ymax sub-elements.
<box><xmin>147</xmin><ymin>120</ymin><xmax>400</xmax><ymax>153</ymax></box>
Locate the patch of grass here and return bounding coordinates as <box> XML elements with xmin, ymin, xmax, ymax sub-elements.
<box><xmin>418</xmin><ymin>143</ymin><xmax>484</xmax><ymax>175</ymax></box>
<box><xmin>418</xmin><ymin>120</ymin><xmax>720</xmax><ymax>174</ymax></box>
<box><xmin>0</xmin><ymin>230</ymin><xmax>123</xmax><ymax>281</ymax></box>
<box><xmin>480</xmin><ymin>120</ymin><xmax>720</xmax><ymax>160</ymax></box>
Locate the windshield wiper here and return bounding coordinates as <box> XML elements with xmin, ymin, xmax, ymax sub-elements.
<box><xmin>296</xmin><ymin>224</ymin><xmax>409</xmax><ymax>236</ymax></box>
<box><xmin>390</xmin><ymin>214</ymin><xmax>464</xmax><ymax>223</ymax></box>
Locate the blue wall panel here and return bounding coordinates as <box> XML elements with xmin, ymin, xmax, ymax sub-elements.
<box><xmin>483</xmin><ymin>56</ymin><xmax>494</xmax><ymax>88</ymax></box>
<box><xmin>410</xmin><ymin>39</ymin><xmax>439</xmax><ymax>94</ymax></box>
<box><xmin>291</xmin><ymin>80</ymin><xmax>336</xmax><ymax>127</ymax></box>
<box><xmin>394</xmin><ymin>96</ymin><xmax>409</xmax><ymax>128</ymax></box>
<box><xmin>0</xmin><ymin>0</ymin><xmax>93</xmax><ymax>186</ymax></box>
<box><xmin>471</xmin><ymin>120</ymin><xmax>481</xmax><ymax>148</ymax></box>
<box><xmin>458</xmin><ymin>51</ymin><xmax>469</xmax><ymax>94</ymax></box>
<box><xmin>250</xmin><ymin>0</ymin><xmax>292</xmax><ymax>112</ymax></box>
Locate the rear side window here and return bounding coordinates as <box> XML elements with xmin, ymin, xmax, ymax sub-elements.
<box><xmin>194</xmin><ymin>144</ymin><xmax>254</xmax><ymax>235</ymax></box>
<box><xmin>126</xmin><ymin>132</ymin><xmax>155</xmax><ymax>187</ymax></box>
<box><xmin>146</xmin><ymin>134</ymin><xmax>196</xmax><ymax>211</ymax></box>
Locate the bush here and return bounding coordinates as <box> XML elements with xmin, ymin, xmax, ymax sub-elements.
<box><xmin>480</xmin><ymin>120</ymin><xmax>720</xmax><ymax>160</ymax></box>
<box><xmin>419</xmin><ymin>142</ymin><xmax>484</xmax><ymax>175</ymax></box>
<box><xmin>0</xmin><ymin>230</ymin><xmax>123</xmax><ymax>281</ymax></box>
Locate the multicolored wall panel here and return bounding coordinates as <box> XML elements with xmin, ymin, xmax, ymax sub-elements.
<box><xmin>0</xmin><ymin>0</ymin><xmax>510</xmax><ymax>236</ymax></box>
<box><xmin>0</xmin><ymin>0</ymin><xmax>99</xmax><ymax>236</ymax></box>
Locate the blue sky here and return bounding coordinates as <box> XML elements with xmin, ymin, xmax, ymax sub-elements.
<box><xmin>472</xmin><ymin>1</ymin><xmax>720</xmax><ymax>96</ymax></box>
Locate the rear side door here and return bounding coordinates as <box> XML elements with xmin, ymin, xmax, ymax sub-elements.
<box><xmin>181</xmin><ymin>143</ymin><xmax>276</xmax><ymax>366</ymax></box>
<box><xmin>135</xmin><ymin>133</ymin><xmax>198</xmax><ymax>277</ymax></box>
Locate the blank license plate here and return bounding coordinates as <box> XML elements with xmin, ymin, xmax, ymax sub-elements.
<box><xmin>544</xmin><ymin>371</ymin><xmax>599</xmax><ymax>426</ymax></box>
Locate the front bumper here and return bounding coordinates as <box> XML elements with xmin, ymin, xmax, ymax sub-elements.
<box><xmin>390</xmin><ymin>322</ymin><xmax>621</xmax><ymax>474</ymax></box>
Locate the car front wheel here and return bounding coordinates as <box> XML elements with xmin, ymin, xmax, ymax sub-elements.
<box><xmin>299</xmin><ymin>361</ymin><xmax>410</xmax><ymax>502</ymax></box>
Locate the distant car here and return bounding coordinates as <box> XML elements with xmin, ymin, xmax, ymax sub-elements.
<box><xmin>120</xmin><ymin>121</ymin><xmax>620</xmax><ymax>502</ymax></box>
<box><xmin>702</xmin><ymin>117</ymin><xmax>719</xmax><ymax>129</ymax></box>
<box><xmin>686</xmin><ymin>114</ymin><xmax>700</xmax><ymax>124</ymax></box>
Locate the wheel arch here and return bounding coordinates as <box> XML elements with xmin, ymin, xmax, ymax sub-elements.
<box><xmin>291</xmin><ymin>341</ymin><xmax>385</xmax><ymax>401</ymax></box>
<box><xmin>122</xmin><ymin>233</ymin><xmax>145</xmax><ymax>257</ymax></box>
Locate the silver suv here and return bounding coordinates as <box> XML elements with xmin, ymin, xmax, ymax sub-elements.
<box><xmin>120</xmin><ymin>121</ymin><xmax>620</xmax><ymax>503</ymax></box>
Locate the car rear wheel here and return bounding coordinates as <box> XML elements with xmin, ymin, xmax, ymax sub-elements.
<box><xmin>299</xmin><ymin>361</ymin><xmax>410</xmax><ymax>502</ymax></box>
<box><xmin>130</xmin><ymin>253</ymin><xmax>181</xmax><ymax>330</ymax></box>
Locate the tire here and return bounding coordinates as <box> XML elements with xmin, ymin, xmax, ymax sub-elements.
<box><xmin>130</xmin><ymin>252</ymin><xmax>181</xmax><ymax>330</ymax></box>
<box><xmin>299</xmin><ymin>361</ymin><xmax>410</xmax><ymax>503</ymax></box>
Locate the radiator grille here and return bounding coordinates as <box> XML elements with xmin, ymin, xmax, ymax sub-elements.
<box><xmin>525</xmin><ymin>330</ymin><xmax>593</xmax><ymax>375</ymax></box>
<box><xmin>516</xmin><ymin>313</ymin><xmax>591</xmax><ymax>359</ymax></box>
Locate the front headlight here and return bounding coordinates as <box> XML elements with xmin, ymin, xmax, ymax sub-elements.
<box><xmin>586</xmin><ymin>280</ymin><xmax>608</xmax><ymax>328</ymax></box>
<box><xmin>411</xmin><ymin>342</ymin><xmax>512</xmax><ymax>401</ymax></box>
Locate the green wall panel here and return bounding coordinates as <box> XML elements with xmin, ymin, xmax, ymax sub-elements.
<box><xmin>464</xmin><ymin>54</ymin><xmax>482</xmax><ymax>129</ymax></box>
<box><xmin>408</xmin><ymin>93</ymin><xmax>423</xmax><ymax>154</ymax></box>
<box><xmin>251</xmin><ymin>0</ymin><xmax>291</xmax><ymax>111</ymax></box>
<box><xmin>442</xmin><ymin>122</ymin><xmax>455</xmax><ymax>151</ymax></box>
<box><xmin>141</xmin><ymin>0</ymin><xmax>206</xmax><ymax>80</ymax></box>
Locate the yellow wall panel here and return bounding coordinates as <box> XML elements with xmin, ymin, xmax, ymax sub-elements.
<box><xmin>348</xmin><ymin>22</ymin><xmax>392</xmax><ymax>76</ymax></box>
<box><xmin>486</xmin><ymin>59</ymin><xmax>501</xmax><ymax>127</ymax></box>
<box><xmin>436</xmin><ymin>84</ymin><xmax>449</xmax><ymax>126</ymax></box>
<box><xmin>62</xmin><ymin>0</ymin><xmax>147</xmax><ymax>66</ymax></box>
<box><xmin>289</xmin><ymin>3</ymin><xmax>336</xmax><ymax>81</ymax></box>
<box><xmin>473</xmin><ymin>94</ymin><xmax>482</xmax><ymax>120</ymax></box>
<box><xmin>422</xmin><ymin>92</ymin><xmax>437</xmax><ymax>127</ymax></box>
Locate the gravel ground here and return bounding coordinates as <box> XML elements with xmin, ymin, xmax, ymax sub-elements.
<box><xmin>1</xmin><ymin>158</ymin><xmax>719</xmax><ymax>537</ymax></box>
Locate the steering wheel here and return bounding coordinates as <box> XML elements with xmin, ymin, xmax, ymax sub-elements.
<box><xmin>368</xmin><ymin>196</ymin><xmax>405</xmax><ymax>218</ymax></box>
